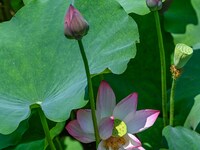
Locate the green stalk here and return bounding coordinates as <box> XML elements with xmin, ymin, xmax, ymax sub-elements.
<box><xmin>153</xmin><ymin>11</ymin><xmax>168</xmax><ymax>126</ymax></box>
<box><xmin>169</xmin><ymin>78</ymin><xmax>176</xmax><ymax>126</ymax></box>
<box><xmin>55</xmin><ymin>136</ymin><xmax>63</xmax><ymax>150</ymax></box>
<box><xmin>77</xmin><ymin>39</ymin><xmax>100</xmax><ymax>146</ymax></box>
<box><xmin>38</xmin><ymin>108</ymin><xmax>56</xmax><ymax>150</ymax></box>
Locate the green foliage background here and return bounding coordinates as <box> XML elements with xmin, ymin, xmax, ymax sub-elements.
<box><xmin>0</xmin><ymin>0</ymin><xmax>200</xmax><ymax>149</ymax></box>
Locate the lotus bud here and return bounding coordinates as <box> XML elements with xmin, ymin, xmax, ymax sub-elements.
<box><xmin>64</xmin><ymin>4</ymin><xmax>89</xmax><ymax>40</ymax></box>
<box><xmin>174</xmin><ymin>43</ymin><xmax>193</xmax><ymax>69</ymax></box>
<box><xmin>146</xmin><ymin>0</ymin><xmax>162</xmax><ymax>11</ymax></box>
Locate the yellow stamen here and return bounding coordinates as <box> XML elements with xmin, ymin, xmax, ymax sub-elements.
<box><xmin>104</xmin><ymin>136</ymin><xmax>126</xmax><ymax>150</ymax></box>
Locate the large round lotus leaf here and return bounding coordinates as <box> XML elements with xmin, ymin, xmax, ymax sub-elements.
<box><xmin>0</xmin><ymin>0</ymin><xmax>138</xmax><ymax>134</ymax></box>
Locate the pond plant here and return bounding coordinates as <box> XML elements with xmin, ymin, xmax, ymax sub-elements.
<box><xmin>0</xmin><ymin>0</ymin><xmax>200</xmax><ymax>150</ymax></box>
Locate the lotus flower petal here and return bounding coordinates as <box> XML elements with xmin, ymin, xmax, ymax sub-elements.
<box><xmin>66</xmin><ymin>81</ymin><xmax>160</xmax><ymax>149</ymax></box>
<box><xmin>126</xmin><ymin>109</ymin><xmax>160</xmax><ymax>134</ymax></box>
<box><xmin>77</xmin><ymin>109</ymin><xmax>94</xmax><ymax>133</ymax></box>
<box><xmin>123</xmin><ymin>133</ymin><xmax>141</xmax><ymax>149</ymax></box>
<box><xmin>96</xmin><ymin>81</ymin><xmax>116</xmax><ymax>120</ymax></box>
<box><xmin>113</xmin><ymin>93</ymin><xmax>138</xmax><ymax>120</ymax></box>
<box><xmin>66</xmin><ymin>120</ymin><xmax>95</xmax><ymax>143</ymax></box>
<box><xmin>99</xmin><ymin>116</ymin><xmax>114</xmax><ymax>140</ymax></box>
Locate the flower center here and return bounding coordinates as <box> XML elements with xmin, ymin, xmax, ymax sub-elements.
<box><xmin>112</xmin><ymin>119</ymin><xmax>127</xmax><ymax>137</ymax></box>
<box><xmin>104</xmin><ymin>136</ymin><xmax>126</xmax><ymax>150</ymax></box>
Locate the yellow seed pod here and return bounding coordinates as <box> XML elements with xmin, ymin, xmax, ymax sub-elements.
<box><xmin>174</xmin><ymin>43</ymin><xmax>193</xmax><ymax>69</ymax></box>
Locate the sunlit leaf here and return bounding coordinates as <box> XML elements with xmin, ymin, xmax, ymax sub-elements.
<box><xmin>14</xmin><ymin>139</ymin><xmax>45</xmax><ymax>150</ymax></box>
<box><xmin>45</xmin><ymin>121</ymin><xmax>65</xmax><ymax>148</ymax></box>
<box><xmin>64</xmin><ymin>137</ymin><xmax>83</xmax><ymax>150</ymax></box>
<box><xmin>184</xmin><ymin>94</ymin><xmax>200</xmax><ymax>130</ymax></box>
<box><xmin>163</xmin><ymin>126</ymin><xmax>200</xmax><ymax>150</ymax></box>
<box><xmin>116</xmin><ymin>0</ymin><xmax>150</xmax><ymax>15</ymax></box>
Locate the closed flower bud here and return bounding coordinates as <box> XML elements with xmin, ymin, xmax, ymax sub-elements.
<box><xmin>146</xmin><ymin>0</ymin><xmax>162</xmax><ymax>11</ymax></box>
<box><xmin>64</xmin><ymin>4</ymin><xmax>89</xmax><ymax>40</ymax></box>
<box><xmin>174</xmin><ymin>43</ymin><xmax>193</xmax><ymax>69</ymax></box>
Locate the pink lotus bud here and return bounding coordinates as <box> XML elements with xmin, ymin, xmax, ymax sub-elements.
<box><xmin>64</xmin><ymin>4</ymin><xmax>89</xmax><ymax>40</ymax></box>
<box><xmin>146</xmin><ymin>0</ymin><xmax>162</xmax><ymax>11</ymax></box>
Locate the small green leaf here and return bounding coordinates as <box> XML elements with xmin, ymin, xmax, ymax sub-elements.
<box><xmin>64</xmin><ymin>137</ymin><xmax>83</xmax><ymax>150</ymax></box>
<box><xmin>45</xmin><ymin>122</ymin><xmax>66</xmax><ymax>148</ymax></box>
<box><xmin>50</xmin><ymin>122</ymin><xmax>65</xmax><ymax>139</ymax></box>
<box><xmin>116</xmin><ymin>0</ymin><xmax>150</xmax><ymax>15</ymax></box>
<box><xmin>163</xmin><ymin>126</ymin><xmax>200</xmax><ymax>150</ymax></box>
<box><xmin>184</xmin><ymin>94</ymin><xmax>200</xmax><ymax>130</ymax></box>
<box><xmin>14</xmin><ymin>139</ymin><xmax>45</xmax><ymax>150</ymax></box>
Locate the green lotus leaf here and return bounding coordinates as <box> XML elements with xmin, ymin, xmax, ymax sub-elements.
<box><xmin>10</xmin><ymin>0</ymin><xmax>24</xmax><ymax>12</ymax></box>
<box><xmin>0</xmin><ymin>0</ymin><xmax>138</xmax><ymax>134</ymax></box>
<box><xmin>184</xmin><ymin>94</ymin><xmax>200</xmax><ymax>130</ymax></box>
<box><xmin>0</xmin><ymin>120</ymin><xmax>28</xmax><ymax>149</ymax></box>
<box><xmin>164</xmin><ymin>0</ymin><xmax>200</xmax><ymax>49</ymax></box>
<box><xmin>14</xmin><ymin>139</ymin><xmax>45</xmax><ymax>150</ymax></box>
<box><xmin>163</xmin><ymin>126</ymin><xmax>200</xmax><ymax>150</ymax></box>
<box><xmin>64</xmin><ymin>137</ymin><xmax>83</xmax><ymax>150</ymax></box>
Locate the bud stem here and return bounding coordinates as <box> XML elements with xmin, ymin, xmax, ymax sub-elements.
<box><xmin>153</xmin><ymin>11</ymin><xmax>168</xmax><ymax>127</ymax></box>
<box><xmin>169</xmin><ymin>78</ymin><xmax>176</xmax><ymax>126</ymax></box>
<box><xmin>38</xmin><ymin>107</ymin><xmax>56</xmax><ymax>150</ymax></box>
<box><xmin>77</xmin><ymin>39</ymin><xmax>100</xmax><ymax>147</ymax></box>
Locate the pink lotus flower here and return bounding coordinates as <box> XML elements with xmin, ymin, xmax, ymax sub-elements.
<box><xmin>66</xmin><ymin>81</ymin><xmax>160</xmax><ymax>150</ymax></box>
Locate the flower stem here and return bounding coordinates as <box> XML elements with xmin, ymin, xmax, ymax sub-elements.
<box><xmin>38</xmin><ymin>107</ymin><xmax>56</xmax><ymax>150</ymax></box>
<box><xmin>153</xmin><ymin>11</ymin><xmax>168</xmax><ymax>127</ymax></box>
<box><xmin>55</xmin><ymin>136</ymin><xmax>63</xmax><ymax>150</ymax></box>
<box><xmin>169</xmin><ymin>78</ymin><xmax>176</xmax><ymax>126</ymax></box>
<box><xmin>77</xmin><ymin>39</ymin><xmax>100</xmax><ymax>146</ymax></box>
